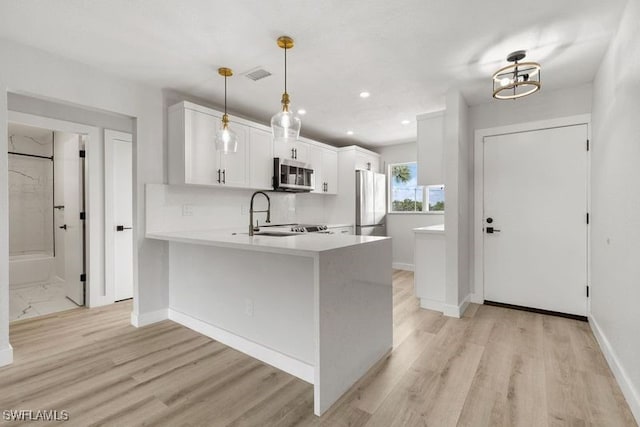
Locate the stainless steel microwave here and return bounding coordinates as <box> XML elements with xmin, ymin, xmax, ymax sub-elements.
<box><xmin>273</xmin><ymin>158</ymin><xmax>315</xmax><ymax>192</ymax></box>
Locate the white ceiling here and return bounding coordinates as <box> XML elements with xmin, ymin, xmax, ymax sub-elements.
<box><xmin>0</xmin><ymin>0</ymin><xmax>626</xmax><ymax>147</ymax></box>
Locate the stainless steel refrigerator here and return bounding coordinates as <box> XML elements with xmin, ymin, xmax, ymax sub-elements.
<box><xmin>356</xmin><ymin>170</ymin><xmax>387</xmax><ymax>236</ymax></box>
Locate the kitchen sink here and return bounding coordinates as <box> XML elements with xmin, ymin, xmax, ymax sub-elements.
<box><xmin>233</xmin><ymin>231</ymin><xmax>299</xmax><ymax>237</ymax></box>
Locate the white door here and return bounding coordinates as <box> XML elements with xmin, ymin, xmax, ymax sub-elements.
<box><xmin>61</xmin><ymin>133</ymin><xmax>84</xmax><ymax>305</ymax></box>
<box><xmin>105</xmin><ymin>130</ymin><xmax>133</xmax><ymax>301</ymax></box>
<box><xmin>483</xmin><ymin>125</ymin><xmax>588</xmax><ymax>316</ymax></box>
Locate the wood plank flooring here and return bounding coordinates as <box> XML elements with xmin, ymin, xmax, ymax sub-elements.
<box><xmin>0</xmin><ymin>270</ymin><xmax>636</xmax><ymax>426</ymax></box>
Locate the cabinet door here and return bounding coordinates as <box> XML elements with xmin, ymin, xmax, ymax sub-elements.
<box><xmin>220</xmin><ymin>122</ymin><xmax>249</xmax><ymax>187</ymax></box>
<box><xmin>355</xmin><ymin>153</ymin><xmax>374</xmax><ymax>171</ymax></box>
<box><xmin>249</xmin><ymin>127</ymin><xmax>274</xmax><ymax>190</ymax></box>
<box><xmin>185</xmin><ymin>108</ymin><xmax>222</xmax><ymax>185</ymax></box>
<box><xmin>322</xmin><ymin>149</ymin><xmax>338</xmax><ymax>194</ymax></box>
<box><xmin>273</xmin><ymin>138</ymin><xmax>292</xmax><ymax>160</ymax></box>
<box><xmin>294</xmin><ymin>141</ymin><xmax>309</xmax><ymax>163</ymax></box>
<box><xmin>307</xmin><ymin>144</ymin><xmax>324</xmax><ymax>193</ymax></box>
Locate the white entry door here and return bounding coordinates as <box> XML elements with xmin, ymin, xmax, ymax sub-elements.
<box><xmin>105</xmin><ymin>130</ymin><xmax>133</xmax><ymax>301</ymax></box>
<box><xmin>483</xmin><ymin>124</ymin><xmax>588</xmax><ymax>316</ymax></box>
<box><xmin>61</xmin><ymin>133</ymin><xmax>85</xmax><ymax>305</ymax></box>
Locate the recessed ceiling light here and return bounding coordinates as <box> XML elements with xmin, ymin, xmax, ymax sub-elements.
<box><xmin>346</xmin><ymin>130</ymin><xmax>354</xmax><ymax>135</ymax></box>
<box><xmin>359</xmin><ymin>91</ymin><xmax>370</xmax><ymax>98</ymax></box>
<box><xmin>401</xmin><ymin>119</ymin><xmax>410</xmax><ymax>125</ymax></box>
<box><xmin>297</xmin><ymin>109</ymin><xmax>306</xmax><ymax>115</ymax></box>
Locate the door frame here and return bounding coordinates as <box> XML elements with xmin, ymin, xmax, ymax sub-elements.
<box><xmin>7</xmin><ymin>111</ymin><xmax>110</xmax><ymax>307</ymax></box>
<box><xmin>473</xmin><ymin>114</ymin><xmax>592</xmax><ymax>310</ymax></box>
<box><xmin>104</xmin><ymin>129</ymin><xmax>133</xmax><ymax>302</ymax></box>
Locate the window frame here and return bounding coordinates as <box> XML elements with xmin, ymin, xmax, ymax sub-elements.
<box><xmin>387</xmin><ymin>162</ymin><xmax>444</xmax><ymax>215</ymax></box>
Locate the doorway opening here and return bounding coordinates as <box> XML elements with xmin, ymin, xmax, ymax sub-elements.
<box><xmin>8</xmin><ymin>123</ymin><xmax>86</xmax><ymax>321</ymax></box>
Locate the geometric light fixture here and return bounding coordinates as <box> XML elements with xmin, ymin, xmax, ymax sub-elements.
<box><xmin>492</xmin><ymin>50</ymin><xmax>541</xmax><ymax>100</ymax></box>
<box><xmin>270</xmin><ymin>35</ymin><xmax>302</xmax><ymax>141</ymax></box>
<box><xmin>214</xmin><ymin>67</ymin><xmax>238</xmax><ymax>154</ymax></box>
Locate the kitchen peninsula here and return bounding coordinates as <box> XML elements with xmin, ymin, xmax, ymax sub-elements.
<box><xmin>147</xmin><ymin>227</ymin><xmax>392</xmax><ymax>416</ymax></box>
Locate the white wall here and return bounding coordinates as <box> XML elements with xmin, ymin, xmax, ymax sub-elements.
<box><xmin>146</xmin><ymin>184</ymin><xmax>328</xmax><ymax>234</ymax></box>
<box><xmin>590</xmin><ymin>0</ymin><xmax>640</xmax><ymax>421</ymax></box>
<box><xmin>468</xmin><ymin>83</ymin><xmax>594</xmax><ymax>298</ymax></box>
<box><xmin>443</xmin><ymin>91</ymin><xmax>471</xmax><ymax>309</ymax></box>
<box><xmin>469</xmin><ymin>83</ymin><xmax>593</xmax><ymax>131</ymax></box>
<box><xmin>0</xmin><ymin>38</ymin><xmax>166</xmax><ymax>366</ymax></box>
<box><xmin>376</xmin><ymin>142</ymin><xmax>444</xmax><ymax>269</ymax></box>
<box><xmin>7</xmin><ymin>124</ymin><xmax>54</xmax><ymax>257</ymax></box>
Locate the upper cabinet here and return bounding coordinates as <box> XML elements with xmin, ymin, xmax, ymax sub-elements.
<box><xmin>417</xmin><ymin>111</ymin><xmax>444</xmax><ymax>186</ymax></box>
<box><xmin>355</xmin><ymin>151</ymin><xmax>380</xmax><ymax>173</ymax></box>
<box><xmin>273</xmin><ymin>138</ymin><xmax>309</xmax><ymax>163</ymax></box>
<box><xmin>168</xmin><ymin>101</ymin><xmax>339</xmax><ymax>194</ymax></box>
<box><xmin>304</xmin><ymin>139</ymin><xmax>338</xmax><ymax>194</ymax></box>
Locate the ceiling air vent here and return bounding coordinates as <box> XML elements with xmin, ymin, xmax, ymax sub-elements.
<box><xmin>244</xmin><ymin>67</ymin><xmax>272</xmax><ymax>81</ymax></box>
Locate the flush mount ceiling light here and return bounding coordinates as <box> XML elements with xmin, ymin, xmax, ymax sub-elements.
<box><xmin>359</xmin><ymin>91</ymin><xmax>371</xmax><ymax>98</ymax></box>
<box><xmin>215</xmin><ymin>67</ymin><xmax>238</xmax><ymax>154</ymax></box>
<box><xmin>492</xmin><ymin>50</ymin><xmax>541</xmax><ymax>100</ymax></box>
<box><xmin>297</xmin><ymin>109</ymin><xmax>306</xmax><ymax>115</ymax></box>
<box><xmin>401</xmin><ymin>120</ymin><xmax>410</xmax><ymax>125</ymax></box>
<box><xmin>271</xmin><ymin>36</ymin><xmax>301</xmax><ymax>141</ymax></box>
<box><xmin>346</xmin><ymin>130</ymin><xmax>354</xmax><ymax>135</ymax></box>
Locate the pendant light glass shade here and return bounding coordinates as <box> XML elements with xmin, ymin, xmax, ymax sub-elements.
<box><xmin>215</xmin><ymin>67</ymin><xmax>238</xmax><ymax>154</ymax></box>
<box><xmin>215</xmin><ymin>116</ymin><xmax>238</xmax><ymax>154</ymax></box>
<box><xmin>271</xmin><ymin>36</ymin><xmax>301</xmax><ymax>141</ymax></box>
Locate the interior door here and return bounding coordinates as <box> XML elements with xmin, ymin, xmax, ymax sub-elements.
<box><xmin>61</xmin><ymin>133</ymin><xmax>84</xmax><ymax>305</ymax></box>
<box><xmin>105</xmin><ymin>130</ymin><xmax>134</xmax><ymax>302</ymax></box>
<box><xmin>483</xmin><ymin>124</ymin><xmax>588</xmax><ymax>316</ymax></box>
<box><xmin>113</xmin><ymin>136</ymin><xmax>133</xmax><ymax>301</ymax></box>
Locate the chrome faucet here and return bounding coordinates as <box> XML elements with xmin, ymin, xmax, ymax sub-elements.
<box><xmin>249</xmin><ymin>191</ymin><xmax>271</xmax><ymax>236</ymax></box>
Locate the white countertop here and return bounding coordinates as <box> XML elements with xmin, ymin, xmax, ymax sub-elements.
<box><xmin>147</xmin><ymin>229</ymin><xmax>390</xmax><ymax>257</ymax></box>
<box><xmin>413</xmin><ymin>224</ymin><xmax>445</xmax><ymax>234</ymax></box>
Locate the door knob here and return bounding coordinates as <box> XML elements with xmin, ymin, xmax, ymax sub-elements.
<box><xmin>486</xmin><ymin>226</ymin><xmax>501</xmax><ymax>234</ymax></box>
<box><xmin>116</xmin><ymin>225</ymin><xmax>132</xmax><ymax>231</ymax></box>
<box><xmin>59</xmin><ymin>224</ymin><xmax>67</xmax><ymax>230</ymax></box>
<box><xmin>486</xmin><ymin>217</ymin><xmax>494</xmax><ymax>223</ymax></box>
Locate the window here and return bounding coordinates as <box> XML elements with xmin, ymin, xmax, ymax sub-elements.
<box><xmin>388</xmin><ymin>162</ymin><xmax>444</xmax><ymax>213</ymax></box>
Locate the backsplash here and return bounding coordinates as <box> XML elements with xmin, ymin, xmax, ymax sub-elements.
<box><xmin>145</xmin><ymin>184</ymin><xmax>328</xmax><ymax>234</ymax></box>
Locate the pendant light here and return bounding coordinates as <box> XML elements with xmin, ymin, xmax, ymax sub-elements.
<box><xmin>215</xmin><ymin>67</ymin><xmax>238</xmax><ymax>154</ymax></box>
<box><xmin>492</xmin><ymin>50</ymin><xmax>541</xmax><ymax>100</ymax></box>
<box><xmin>271</xmin><ymin>36</ymin><xmax>301</xmax><ymax>141</ymax></box>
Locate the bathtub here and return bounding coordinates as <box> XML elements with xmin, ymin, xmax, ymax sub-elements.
<box><xmin>9</xmin><ymin>252</ymin><xmax>55</xmax><ymax>288</ymax></box>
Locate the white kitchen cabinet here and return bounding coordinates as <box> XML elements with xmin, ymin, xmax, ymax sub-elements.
<box><xmin>414</xmin><ymin>224</ymin><xmax>446</xmax><ymax>313</ymax></box>
<box><xmin>306</xmin><ymin>142</ymin><xmax>338</xmax><ymax>194</ymax></box>
<box><xmin>417</xmin><ymin>111</ymin><xmax>444</xmax><ymax>186</ymax></box>
<box><xmin>322</xmin><ymin>149</ymin><xmax>338</xmax><ymax>194</ymax></box>
<box><xmin>249</xmin><ymin>127</ymin><xmax>273</xmax><ymax>190</ymax></box>
<box><xmin>273</xmin><ymin>138</ymin><xmax>308</xmax><ymax>162</ymax></box>
<box><xmin>355</xmin><ymin>152</ymin><xmax>380</xmax><ymax>172</ymax></box>
<box><xmin>218</xmin><ymin>123</ymin><xmax>249</xmax><ymax>187</ymax></box>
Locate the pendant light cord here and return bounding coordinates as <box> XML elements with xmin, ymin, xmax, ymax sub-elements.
<box><xmin>284</xmin><ymin>45</ymin><xmax>287</xmax><ymax>94</ymax></box>
<box><xmin>224</xmin><ymin>75</ymin><xmax>228</xmax><ymax>115</ymax></box>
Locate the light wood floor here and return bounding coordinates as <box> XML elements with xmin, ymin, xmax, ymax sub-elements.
<box><xmin>1</xmin><ymin>270</ymin><xmax>636</xmax><ymax>426</ymax></box>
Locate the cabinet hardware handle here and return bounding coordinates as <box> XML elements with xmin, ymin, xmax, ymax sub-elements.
<box><xmin>217</xmin><ymin>169</ymin><xmax>221</xmax><ymax>183</ymax></box>
<box><xmin>294</xmin><ymin>148</ymin><xmax>297</xmax><ymax>159</ymax></box>
<box><xmin>291</xmin><ymin>148</ymin><xmax>295</xmax><ymax>158</ymax></box>
<box><xmin>367</xmin><ymin>162</ymin><xmax>371</xmax><ymax>171</ymax></box>
<box><xmin>222</xmin><ymin>169</ymin><xmax>226</xmax><ymax>184</ymax></box>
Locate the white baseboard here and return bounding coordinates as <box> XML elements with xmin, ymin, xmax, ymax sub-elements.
<box><xmin>589</xmin><ymin>315</ymin><xmax>640</xmax><ymax>424</ymax></box>
<box><xmin>0</xmin><ymin>344</ymin><xmax>14</xmax><ymax>367</ymax></box>
<box><xmin>392</xmin><ymin>262</ymin><xmax>414</xmax><ymax>271</ymax></box>
<box><xmin>168</xmin><ymin>308</ymin><xmax>314</xmax><ymax>384</ymax></box>
<box><xmin>469</xmin><ymin>293</ymin><xmax>484</xmax><ymax>304</ymax></box>
<box><xmin>443</xmin><ymin>295</ymin><xmax>471</xmax><ymax>318</ymax></box>
<box><xmin>130</xmin><ymin>308</ymin><xmax>168</xmax><ymax>327</ymax></box>
<box><xmin>420</xmin><ymin>298</ymin><xmax>445</xmax><ymax>313</ymax></box>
